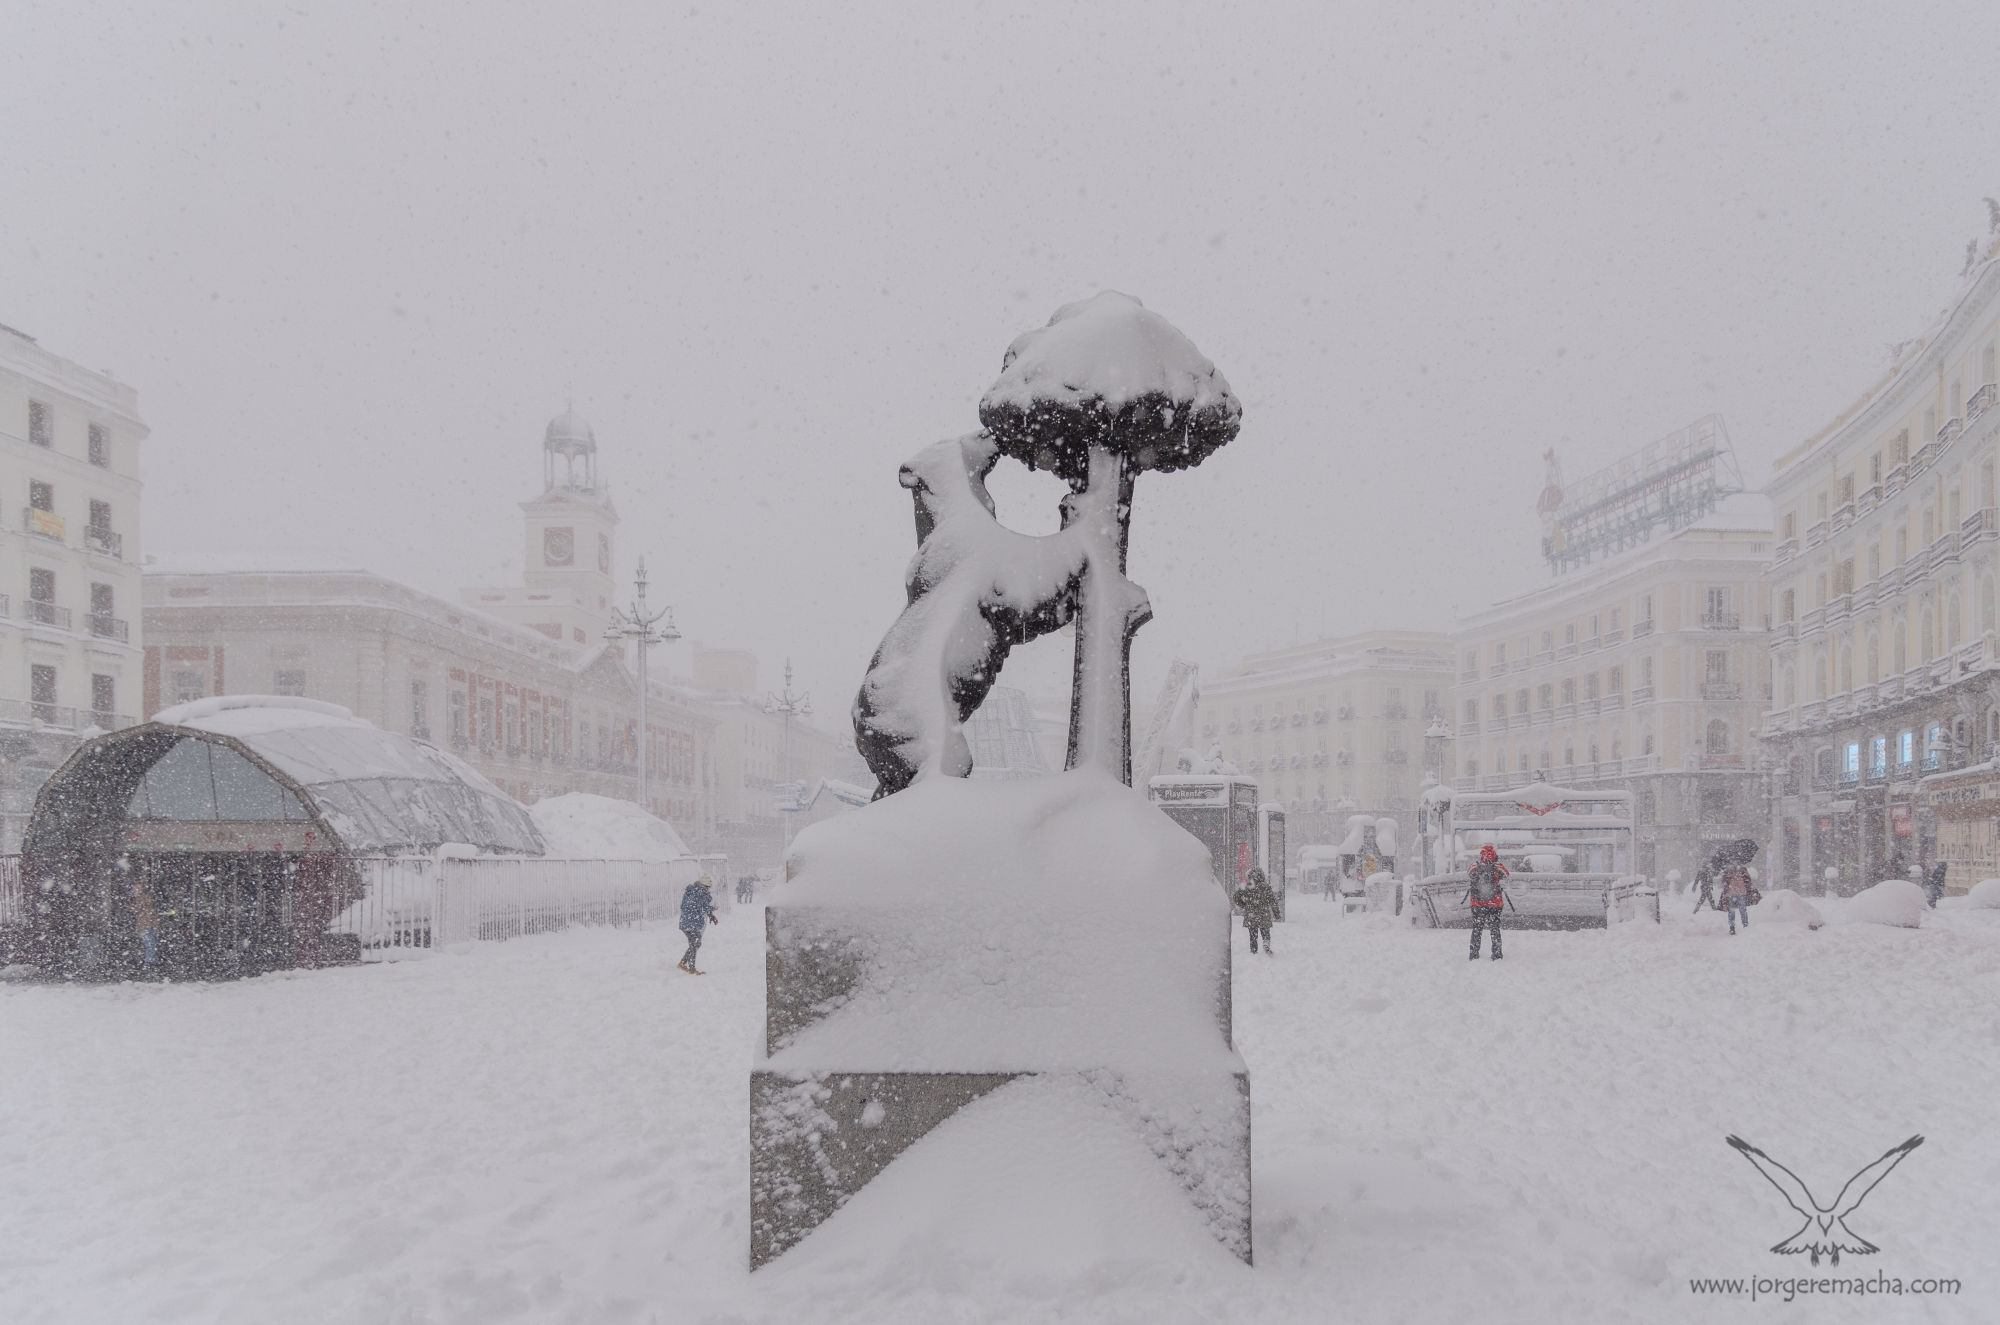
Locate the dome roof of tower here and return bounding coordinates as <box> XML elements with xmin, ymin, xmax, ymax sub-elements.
<box><xmin>544</xmin><ymin>408</ymin><xmax>596</xmax><ymax>455</ymax></box>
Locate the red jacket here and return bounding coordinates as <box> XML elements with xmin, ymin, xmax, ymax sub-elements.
<box><xmin>1467</xmin><ymin>858</ymin><xmax>1509</xmax><ymax>908</ymax></box>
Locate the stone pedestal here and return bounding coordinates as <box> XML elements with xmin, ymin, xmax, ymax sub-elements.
<box><xmin>750</xmin><ymin>906</ymin><xmax>1251</xmax><ymax>1268</ymax></box>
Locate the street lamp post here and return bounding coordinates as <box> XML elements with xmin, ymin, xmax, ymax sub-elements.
<box><xmin>604</xmin><ymin>558</ymin><xmax>680</xmax><ymax>814</ymax></box>
<box><xmin>766</xmin><ymin>658</ymin><xmax>812</xmax><ymax>852</ymax></box>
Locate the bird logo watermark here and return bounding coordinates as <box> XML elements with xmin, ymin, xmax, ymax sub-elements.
<box><xmin>1725</xmin><ymin>1134</ymin><xmax>1924</xmax><ymax>1266</ymax></box>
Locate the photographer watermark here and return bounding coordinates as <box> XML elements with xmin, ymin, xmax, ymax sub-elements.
<box><xmin>1686</xmin><ymin>1132</ymin><xmax>1958</xmax><ymax>1301</ymax></box>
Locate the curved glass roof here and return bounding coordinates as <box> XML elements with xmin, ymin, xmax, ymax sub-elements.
<box><xmin>48</xmin><ymin>697</ymin><xmax>546</xmax><ymax>856</ymax></box>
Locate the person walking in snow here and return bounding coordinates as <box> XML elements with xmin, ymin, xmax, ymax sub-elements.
<box><xmin>1719</xmin><ymin>860</ymin><xmax>1754</xmax><ymax>934</ymax></box>
<box><xmin>1232</xmin><ymin>868</ymin><xmax>1279</xmax><ymax>956</ymax></box>
<box><xmin>1924</xmin><ymin>859</ymin><xmax>1948</xmax><ymax>909</ymax></box>
<box><xmin>1464</xmin><ymin>844</ymin><xmax>1509</xmax><ymax>960</ymax></box>
<box><xmin>677</xmin><ymin>875</ymin><xmax>719</xmax><ymax>974</ymax></box>
<box><xmin>1692</xmin><ymin>863</ymin><xmax>1717</xmax><ymax>915</ymax></box>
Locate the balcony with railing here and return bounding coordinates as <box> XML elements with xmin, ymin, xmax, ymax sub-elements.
<box><xmin>1460</xmin><ymin>720</ymin><xmax>1480</xmax><ymax>737</ymax></box>
<box><xmin>1830</xmin><ymin>501</ymin><xmax>1855</xmax><ymax>532</ymax></box>
<box><xmin>1964</xmin><ymin>506</ymin><xmax>1999</xmax><ymax>547</ymax></box>
<box><xmin>1937</xmin><ymin>417</ymin><xmax>1963</xmax><ymax>445</ymax></box>
<box><xmin>1602</xmin><ymin>629</ymin><xmax>1624</xmax><ymax>646</ymax></box>
<box><xmin>1600</xmin><ymin>692</ymin><xmax>1625</xmax><ymax>712</ymax></box>
<box><xmin>1969</xmin><ymin>381</ymin><xmax>1998</xmax><ymax>421</ymax></box>
<box><xmin>1929</xmin><ymin>530</ymin><xmax>1959</xmax><ymax>569</ymax></box>
<box><xmin>24</xmin><ymin>599</ymin><xmax>70</xmax><ymax>629</ymax></box>
<box><xmin>1460</xmin><ymin>669</ymin><xmax>1479</xmax><ymax>683</ymax></box>
<box><xmin>1631</xmin><ymin>618</ymin><xmax>1655</xmax><ymax>639</ymax></box>
<box><xmin>1852</xmin><ymin>581</ymin><xmax>1878</xmax><ymax>612</ymax></box>
<box><xmin>1385</xmin><ymin>703</ymin><xmax>1409</xmax><ymax>720</ymax></box>
<box><xmin>1556</xmin><ymin>642</ymin><xmax>1577</xmax><ymax>659</ymax></box>
<box><xmin>1774</xmin><ymin>536</ymin><xmax>1800</xmax><ymax>564</ymax></box>
<box><xmin>1824</xmin><ymin>594</ymin><xmax>1851</xmax><ymax>624</ymax></box>
<box><xmin>0</xmin><ymin>698</ymin><xmax>137</xmax><ymax>732</ymax></box>
<box><xmin>1579</xmin><ymin>634</ymin><xmax>1601</xmax><ymax>653</ymax></box>
<box><xmin>1912</xmin><ymin>441</ymin><xmax>1941</xmax><ymax>473</ymax></box>
<box><xmin>24</xmin><ymin>507</ymin><xmax>64</xmax><ymax>542</ymax></box>
<box><xmin>86</xmin><ymin>612</ymin><xmax>129</xmax><ymax>642</ymax></box>
<box><xmin>1884</xmin><ymin>462</ymin><xmax>1908</xmax><ymax>495</ymax></box>
<box><xmin>84</xmin><ymin>526</ymin><xmax>123</xmax><ymax>559</ymax></box>
<box><xmin>1857</xmin><ymin>483</ymin><xmax>1882</xmax><ymax>515</ymax></box>
<box><xmin>1700</xmin><ymin>609</ymin><xmax>1740</xmax><ymax>631</ymax></box>
<box><xmin>1805</xmin><ymin>518</ymin><xmax>1829</xmax><ymax>548</ymax></box>
<box><xmin>1700</xmin><ymin>680</ymin><xmax>1742</xmax><ymax>702</ymax></box>
<box><xmin>1629</xmin><ymin>686</ymin><xmax>1654</xmax><ymax>705</ymax></box>
<box><xmin>1554</xmin><ymin>703</ymin><xmax>1577</xmax><ymax>721</ymax></box>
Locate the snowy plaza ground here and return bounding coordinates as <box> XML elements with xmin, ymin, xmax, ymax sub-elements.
<box><xmin>3</xmin><ymin>894</ymin><xmax>1996</xmax><ymax>1324</ymax></box>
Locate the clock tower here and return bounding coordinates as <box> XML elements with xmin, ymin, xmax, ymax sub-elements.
<box><xmin>462</xmin><ymin>408</ymin><xmax>621</xmax><ymax>647</ymax></box>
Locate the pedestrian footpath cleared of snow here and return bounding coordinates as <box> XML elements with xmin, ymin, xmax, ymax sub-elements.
<box><xmin>3</xmin><ymin>898</ymin><xmax>1996</xmax><ymax>1324</ymax></box>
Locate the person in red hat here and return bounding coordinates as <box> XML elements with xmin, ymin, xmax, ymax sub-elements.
<box><xmin>1463</xmin><ymin>844</ymin><xmax>1510</xmax><ymax>960</ymax></box>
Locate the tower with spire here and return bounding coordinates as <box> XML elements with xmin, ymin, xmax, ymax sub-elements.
<box><xmin>461</xmin><ymin>406</ymin><xmax>622</xmax><ymax>647</ymax></box>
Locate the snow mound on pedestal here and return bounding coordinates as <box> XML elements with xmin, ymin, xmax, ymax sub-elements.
<box><xmin>1968</xmin><ymin>878</ymin><xmax>2000</xmax><ymax>908</ymax></box>
<box><xmin>772</xmin><ymin>768</ymin><xmax>1233</xmax><ymax>1074</ymax></box>
<box><xmin>1759</xmin><ymin>889</ymin><xmax>1824</xmax><ymax>928</ymax></box>
<box><xmin>528</xmin><ymin>793</ymin><xmax>691</xmax><ymax>861</ymax></box>
<box><xmin>1846</xmin><ymin>879</ymin><xmax>1926</xmax><ymax>928</ymax></box>
<box><xmin>771</xmin><ymin>1074</ymin><xmax>1242</xmax><ymax>1283</ymax></box>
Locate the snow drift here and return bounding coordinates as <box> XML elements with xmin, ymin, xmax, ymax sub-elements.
<box><xmin>528</xmin><ymin>792</ymin><xmax>692</xmax><ymax>861</ymax></box>
<box><xmin>1846</xmin><ymin>879</ymin><xmax>1927</xmax><ymax>928</ymax></box>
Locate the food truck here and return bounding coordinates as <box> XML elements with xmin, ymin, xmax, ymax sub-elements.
<box><xmin>1410</xmin><ymin>780</ymin><xmax>1656</xmax><ymax>929</ymax></box>
<box><xmin>1148</xmin><ymin>774</ymin><xmax>1286</xmax><ymax>918</ymax></box>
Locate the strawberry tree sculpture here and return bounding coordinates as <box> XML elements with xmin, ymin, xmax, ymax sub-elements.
<box><xmin>855</xmin><ymin>292</ymin><xmax>1240</xmax><ymax>793</ymax></box>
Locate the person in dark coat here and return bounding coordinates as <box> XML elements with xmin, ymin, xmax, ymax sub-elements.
<box><xmin>1692</xmin><ymin>863</ymin><xmax>1716</xmax><ymax>915</ymax></box>
<box><xmin>1464</xmin><ymin>845</ymin><xmax>1509</xmax><ymax>960</ymax></box>
<box><xmin>677</xmin><ymin>876</ymin><xmax>719</xmax><ymax>975</ymax></box>
<box><xmin>1924</xmin><ymin>859</ymin><xmax>1947</xmax><ymax>908</ymax></box>
<box><xmin>1232</xmin><ymin>868</ymin><xmax>1279</xmax><ymax>955</ymax></box>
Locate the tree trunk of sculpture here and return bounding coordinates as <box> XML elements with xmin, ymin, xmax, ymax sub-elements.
<box><xmin>1065</xmin><ymin>443</ymin><xmax>1152</xmax><ymax>783</ymax></box>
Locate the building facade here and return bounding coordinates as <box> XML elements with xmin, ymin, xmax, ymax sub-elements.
<box><xmin>690</xmin><ymin>644</ymin><xmax>863</xmax><ymax>873</ymax></box>
<box><xmin>142</xmin><ymin>567</ymin><xmax>721</xmax><ymax>844</ymax></box>
<box><xmin>1453</xmin><ymin>504</ymin><xmax>1773</xmax><ymax>881</ymax></box>
<box><xmin>1200</xmin><ymin>630</ymin><xmax>1456</xmax><ymax>845</ymax></box>
<box><xmin>0</xmin><ymin>323</ymin><xmax>147</xmax><ymax>849</ymax></box>
<box><xmin>1762</xmin><ymin>243</ymin><xmax>2000</xmax><ymax>894</ymax></box>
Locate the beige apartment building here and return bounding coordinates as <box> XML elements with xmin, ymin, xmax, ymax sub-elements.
<box><xmin>1201</xmin><ymin>630</ymin><xmax>1455</xmax><ymax>845</ymax></box>
<box><xmin>1453</xmin><ymin>500</ymin><xmax>1772</xmax><ymax>880</ymax></box>
<box><xmin>1763</xmin><ymin>236</ymin><xmax>2000</xmax><ymax>892</ymax></box>
<box><xmin>0</xmin><ymin>322</ymin><xmax>147</xmax><ymax>849</ymax></box>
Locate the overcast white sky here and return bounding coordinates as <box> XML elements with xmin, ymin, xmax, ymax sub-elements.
<box><xmin>7</xmin><ymin>1</ymin><xmax>2000</xmax><ymax>715</ymax></box>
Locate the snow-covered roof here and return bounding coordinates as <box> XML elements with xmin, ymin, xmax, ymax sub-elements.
<box><xmin>150</xmin><ymin>696</ymin><xmax>544</xmax><ymax>855</ymax></box>
<box><xmin>528</xmin><ymin>792</ymin><xmax>690</xmax><ymax>861</ymax></box>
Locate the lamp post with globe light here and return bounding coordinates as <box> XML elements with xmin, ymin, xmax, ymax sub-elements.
<box><xmin>604</xmin><ymin>558</ymin><xmax>680</xmax><ymax>815</ymax></box>
<box><xmin>766</xmin><ymin>659</ymin><xmax>811</xmax><ymax>851</ymax></box>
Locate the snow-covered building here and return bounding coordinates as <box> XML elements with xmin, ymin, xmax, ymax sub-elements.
<box><xmin>1762</xmin><ymin>235</ymin><xmax>2000</xmax><ymax>893</ymax></box>
<box><xmin>688</xmin><ymin>643</ymin><xmax>865</xmax><ymax>873</ymax></box>
<box><xmin>142</xmin><ymin>408</ymin><xmax>720</xmax><ymax>844</ymax></box>
<box><xmin>1453</xmin><ymin>493</ymin><xmax>1772</xmax><ymax>882</ymax></box>
<box><xmin>0</xmin><ymin>322</ymin><xmax>147</xmax><ymax>851</ymax></box>
<box><xmin>1200</xmin><ymin>630</ymin><xmax>1455</xmax><ymax>845</ymax></box>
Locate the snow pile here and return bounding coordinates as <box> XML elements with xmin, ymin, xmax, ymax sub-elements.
<box><xmin>528</xmin><ymin>792</ymin><xmax>691</xmax><ymax>861</ymax></box>
<box><xmin>1846</xmin><ymin>878</ymin><xmax>1927</xmax><ymax>928</ymax></box>
<box><xmin>1968</xmin><ymin>878</ymin><xmax>2000</xmax><ymax>908</ymax></box>
<box><xmin>980</xmin><ymin>290</ymin><xmax>1237</xmax><ymax>428</ymax></box>
<box><xmin>771</xmin><ymin>769</ymin><xmax>1233</xmax><ymax>1073</ymax></box>
<box><xmin>1758</xmin><ymin>888</ymin><xmax>1824</xmax><ymax>929</ymax></box>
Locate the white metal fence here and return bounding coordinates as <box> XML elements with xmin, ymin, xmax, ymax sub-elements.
<box><xmin>0</xmin><ymin>855</ymin><xmax>22</xmax><ymax>934</ymax></box>
<box><xmin>334</xmin><ymin>856</ymin><xmax>718</xmax><ymax>955</ymax></box>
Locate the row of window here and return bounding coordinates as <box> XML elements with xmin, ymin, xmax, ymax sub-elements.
<box><xmin>23</xmin><ymin>663</ymin><xmax>118</xmax><ymax>721</ymax></box>
<box><xmin>1781</xmin><ymin>355</ymin><xmax>2000</xmax><ymax>535</ymax></box>
<box><xmin>21</xmin><ymin>399</ymin><xmax>113</xmax><ymax>467</ymax></box>
<box><xmin>1820</xmin><ymin>725</ymin><xmax>1948</xmax><ymax>782</ymax></box>
<box><xmin>11</xmin><ymin>568</ymin><xmax>125</xmax><ymax>636</ymax></box>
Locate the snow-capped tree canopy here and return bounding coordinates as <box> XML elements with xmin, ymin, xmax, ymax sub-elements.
<box><xmin>978</xmin><ymin>291</ymin><xmax>1241</xmax><ymax>484</ymax></box>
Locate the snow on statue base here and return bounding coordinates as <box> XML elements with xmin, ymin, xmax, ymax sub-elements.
<box><xmin>749</xmin><ymin>772</ymin><xmax>1252</xmax><ymax>1269</ymax></box>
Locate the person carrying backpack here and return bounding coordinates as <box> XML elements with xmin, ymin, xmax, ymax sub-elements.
<box><xmin>1463</xmin><ymin>845</ymin><xmax>1509</xmax><ymax>961</ymax></box>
